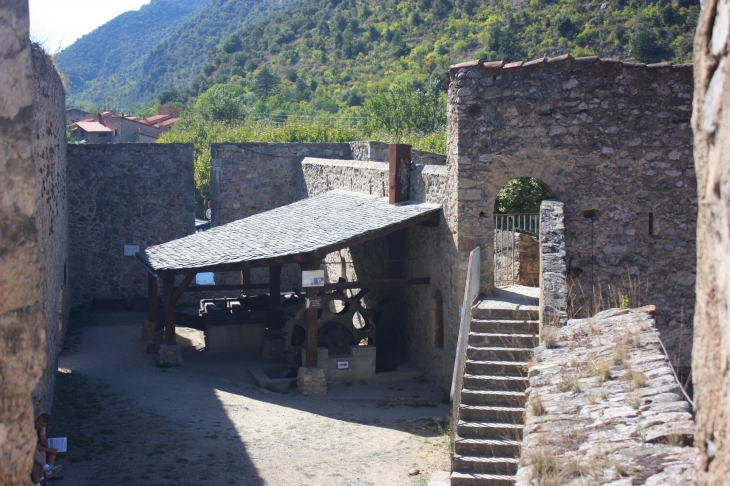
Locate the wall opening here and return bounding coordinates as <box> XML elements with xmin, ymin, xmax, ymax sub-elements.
<box><xmin>494</xmin><ymin>177</ymin><xmax>554</xmax><ymax>287</ymax></box>
<box><xmin>433</xmin><ymin>289</ymin><xmax>444</xmax><ymax>348</ymax></box>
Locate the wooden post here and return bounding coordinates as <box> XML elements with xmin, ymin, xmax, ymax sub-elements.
<box><xmin>301</xmin><ymin>260</ymin><xmax>321</xmax><ymax>369</ymax></box>
<box><xmin>163</xmin><ymin>273</ymin><xmax>176</xmax><ymax>345</ymax></box>
<box><xmin>389</xmin><ymin>144</ymin><xmax>411</xmax><ymax>204</ymax></box>
<box><xmin>268</xmin><ymin>265</ymin><xmax>282</xmax><ymax>330</ymax></box>
<box><xmin>147</xmin><ymin>273</ymin><xmax>157</xmax><ymax>323</ymax></box>
<box><xmin>240</xmin><ymin>265</ymin><xmax>251</xmax><ymax>297</ymax></box>
<box><xmin>306</xmin><ymin>286</ymin><xmax>318</xmax><ymax>368</ymax></box>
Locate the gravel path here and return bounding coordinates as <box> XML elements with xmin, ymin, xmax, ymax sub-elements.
<box><xmin>51</xmin><ymin>312</ymin><xmax>450</xmax><ymax>485</ymax></box>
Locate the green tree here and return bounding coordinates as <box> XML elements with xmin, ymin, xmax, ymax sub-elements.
<box><xmin>631</xmin><ymin>30</ymin><xmax>658</xmax><ymax>63</ymax></box>
<box><xmin>252</xmin><ymin>66</ymin><xmax>280</xmax><ymax>99</ymax></box>
<box><xmin>494</xmin><ymin>177</ymin><xmax>555</xmax><ymax>214</ymax></box>
<box><xmin>193</xmin><ymin>84</ymin><xmax>249</xmax><ymax>121</ymax></box>
<box><xmin>363</xmin><ymin>79</ymin><xmax>445</xmax><ymax>142</ymax></box>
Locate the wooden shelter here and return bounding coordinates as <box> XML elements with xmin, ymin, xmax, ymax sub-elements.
<box><xmin>135</xmin><ymin>185</ymin><xmax>440</xmax><ymax>368</ymax></box>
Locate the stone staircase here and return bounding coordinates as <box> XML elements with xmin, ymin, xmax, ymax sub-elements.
<box><xmin>451</xmin><ymin>286</ymin><xmax>539</xmax><ymax>486</ymax></box>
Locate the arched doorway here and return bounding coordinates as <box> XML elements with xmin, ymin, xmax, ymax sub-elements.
<box><xmin>493</xmin><ymin>177</ymin><xmax>554</xmax><ymax>288</ymax></box>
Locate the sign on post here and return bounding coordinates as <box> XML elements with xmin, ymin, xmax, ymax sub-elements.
<box><xmin>123</xmin><ymin>245</ymin><xmax>140</xmax><ymax>257</ymax></box>
<box><xmin>302</xmin><ymin>270</ymin><xmax>325</xmax><ymax>287</ymax></box>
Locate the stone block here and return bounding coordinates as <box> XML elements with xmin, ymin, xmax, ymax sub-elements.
<box><xmin>158</xmin><ymin>344</ymin><xmax>183</xmax><ymax>366</ymax></box>
<box><xmin>302</xmin><ymin>345</ymin><xmax>376</xmax><ymax>384</ymax></box>
<box><xmin>297</xmin><ymin>367</ymin><xmax>327</xmax><ymax>395</ymax></box>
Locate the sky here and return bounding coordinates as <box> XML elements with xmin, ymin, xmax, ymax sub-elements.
<box><xmin>29</xmin><ymin>0</ymin><xmax>152</xmax><ymax>51</ymax></box>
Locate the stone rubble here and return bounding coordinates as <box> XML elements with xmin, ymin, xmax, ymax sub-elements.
<box><xmin>516</xmin><ymin>306</ymin><xmax>694</xmax><ymax>485</ymax></box>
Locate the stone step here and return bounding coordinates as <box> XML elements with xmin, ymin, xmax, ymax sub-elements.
<box><xmin>450</xmin><ymin>472</ymin><xmax>516</xmax><ymax>486</ymax></box>
<box><xmin>464</xmin><ymin>374</ymin><xmax>529</xmax><ymax>391</ymax></box>
<box><xmin>454</xmin><ymin>437</ymin><xmax>522</xmax><ymax>457</ymax></box>
<box><xmin>465</xmin><ymin>360</ymin><xmax>529</xmax><ymax>376</ymax></box>
<box><xmin>472</xmin><ymin>306</ymin><xmax>538</xmax><ymax>321</ymax></box>
<box><xmin>457</xmin><ymin>421</ymin><xmax>523</xmax><ymax>440</ymax></box>
<box><xmin>467</xmin><ymin>346</ymin><xmax>533</xmax><ymax>362</ymax></box>
<box><xmin>470</xmin><ymin>319</ymin><xmax>539</xmax><ymax>334</ymax></box>
<box><xmin>468</xmin><ymin>332</ymin><xmax>538</xmax><ymax>348</ymax></box>
<box><xmin>459</xmin><ymin>405</ymin><xmax>525</xmax><ymax>423</ymax></box>
<box><xmin>453</xmin><ymin>455</ymin><xmax>520</xmax><ymax>475</ymax></box>
<box><xmin>461</xmin><ymin>389</ymin><xmax>527</xmax><ymax>407</ymax></box>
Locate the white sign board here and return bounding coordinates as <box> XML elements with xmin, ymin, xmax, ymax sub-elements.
<box><xmin>337</xmin><ymin>361</ymin><xmax>350</xmax><ymax>370</ymax></box>
<box><xmin>302</xmin><ymin>270</ymin><xmax>325</xmax><ymax>287</ymax></box>
<box><xmin>123</xmin><ymin>245</ymin><xmax>140</xmax><ymax>257</ymax></box>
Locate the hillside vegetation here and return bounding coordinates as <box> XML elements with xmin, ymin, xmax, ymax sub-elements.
<box><xmin>160</xmin><ymin>0</ymin><xmax>699</xmax><ymax>116</ymax></box>
<box><xmin>58</xmin><ymin>0</ymin><xmax>302</xmax><ymax>111</ymax></box>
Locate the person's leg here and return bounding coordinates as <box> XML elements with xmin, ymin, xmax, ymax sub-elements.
<box><xmin>46</xmin><ymin>451</ymin><xmax>56</xmax><ymax>466</ymax></box>
<box><xmin>32</xmin><ymin>450</ymin><xmax>45</xmax><ymax>484</ymax></box>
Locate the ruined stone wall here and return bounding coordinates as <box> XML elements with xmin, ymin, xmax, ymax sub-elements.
<box><xmin>448</xmin><ymin>56</ymin><xmax>696</xmax><ymax>370</ymax></box>
<box><xmin>518</xmin><ymin>307</ymin><xmax>694</xmax><ymax>485</ymax></box>
<box><xmin>691</xmin><ymin>0</ymin><xmax>730</xmax><ymax>481</ymax></box>
<box><xmin>31</xmin><ymin>44</ymin><xmax>69</xmax><ymax>417</ymax></box>
<box><xmin>0</xmin><ymin>3</ymin><xmax>44</xmax><ymax>482</ymax></box>
<box><xmin>67</xmin><ymin>144</ymin><xmax>195</xmax><ymax>305</ymax></box>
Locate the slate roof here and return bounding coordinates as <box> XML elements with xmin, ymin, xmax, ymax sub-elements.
<box><xmin>136</xmin><ymin>191</ymin><xmax>440</xmax><ymax>273</ymax></box>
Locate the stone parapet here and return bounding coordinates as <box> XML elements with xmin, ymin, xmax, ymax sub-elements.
<box><xmin>297</xmin><ymin>367</ymin><xmax>327</xmax><ymax>395</ymax></box>
<box><xmin>539</xmin><ymin>200</ymin><xmax>568</xmax><ymax>328</ymax></box>
<box><xmin>517</xmin><ymin>307</ymin><xmax>694</xmax><ymax>484</ymax></box>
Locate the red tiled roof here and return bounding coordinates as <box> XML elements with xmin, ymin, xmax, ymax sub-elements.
<box><xmin>73</xmin><ymin>121</ymin><xmax>112</xmax><ymax>133</ymax></box>
<box><xmin>160</xmin><ymin>117</ymin><xmax>180</xmax><ymax>127</ymax></box>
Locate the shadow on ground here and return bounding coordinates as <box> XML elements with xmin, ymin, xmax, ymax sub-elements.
<box><xmin>50</xmin><ymin>311</ymin><xmax>450</xmax><ymax>486</ymax></box>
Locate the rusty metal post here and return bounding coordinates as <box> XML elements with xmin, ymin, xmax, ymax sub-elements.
<box><xmin>163</xmin><ymin>273</ymin><xmax>176</xmax><ymax>345</ymax></box>
<box><xmin>147</xmin><ymin>273</ymin><xmax>157</xmax><ymax>323</ymax></box>
<box><xmin>389</xmin><ymin>144</ymin><xmax>411</xmax><ymax>204</ymax></box>
<box><xmin>240</xmin><ymin>265</ymin><xmax>250</xmax><ymax>297</ymax></box>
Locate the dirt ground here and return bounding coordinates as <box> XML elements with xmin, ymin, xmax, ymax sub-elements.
<box><xmin>49</xmin><ymin>311</ymin><xmax>451</xmax><ymax>486</ymax></box>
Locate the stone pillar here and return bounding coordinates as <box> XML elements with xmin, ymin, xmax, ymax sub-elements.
<box><xmin>691</xmin><ymin>0</ymin><xmax>730</xmax><ymax>481</ymax></box>
<box><xmin>538</xmin><ymin>199</ymin><xmax>568</xmax><ymax>330</ymax></box>
<box><xmin>297</xmin><ymin>367</ymin><xmax>327</xmax><ymax>395</ymax></box>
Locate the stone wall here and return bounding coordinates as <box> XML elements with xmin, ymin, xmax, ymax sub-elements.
<box><xmin>210</xmin><ymin>141</ymin><xmax>460</xmax><ymax>389</ymax></box>
<box><xmin>31</xmin><ymin>44</ymin><xmax>69</xmax><ymax>416</ymax></box>
<box><xmin>67</xmin><ymin>144</ymin><xmax>195</xmax><ymax>305</ymax></box>
<box><xmin>539</xmin><ymin>199</ymin><xmax>568</xmax><ymax>328</ymax></box>
<box><xmin>691</xmin><ymin>0</ymin><xmax>730</xmax><ymax>481</ymax></box>
<box><xmin>448</xmin><ymin>56</ymin><xmax>696</xmax><ymax>370</ymax></box>
<box><xmin>0</xmin><ymin>3</ymin><xmax>44</xmax><ymax>482</ymax></box>
<box><xmin>518</xmin><ymin>307</ymin><xmax>694</xmax><ymax>485</ymax></box>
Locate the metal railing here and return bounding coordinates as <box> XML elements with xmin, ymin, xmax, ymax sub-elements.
<box><xmin>450</xmin><ymin>246</ymin><xmax>481</xmax><ymax>452</ymax></box>
<box><xmin>494</xmin><ymin>213</ymin><xmax>539</xmax><ymax>287</ymax></box>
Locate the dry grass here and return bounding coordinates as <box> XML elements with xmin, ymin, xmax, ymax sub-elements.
<box><xmin>567</xmin><ymin>271</ymin><xmax>649</xmax><ymax>319</ymax></box>
<box><xmin>542</xmin><ymin>325</ymin><xmax>559</xmax><ymax>349</ymax></box>
<box><xmin>626</xmin><ymin>369</ymin><xmax>647</xmax><ymax>389</ymax></box>
<box><xmin>626</xmin><ymin>391</ymin><xmax>641</xmax><ymax>409</ymax></box>
<box><xmin>587</xmin><ymin>358</ymin><xmax>612</xmax><ymax>382</ymax></box>
<box><xmin>529</xmin><ymin>393</ymin><xmax>546</xmax><ymax>416</ymax></box>
<box><xmin>557</xmin><ymin>374</ymin><xmax>581</xmax><ymax>393</ymax></box>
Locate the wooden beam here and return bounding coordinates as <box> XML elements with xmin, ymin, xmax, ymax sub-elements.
<box><xmin>178</xmin><ymin>283</ymin><xmax>270</xmax><ymax>293</ymax></box>
<box><xmin>147</xmin><ymin>273</ymin><xmax>158</xmax><ymax>323</ymax></box>
<box><xmin>163</xmin><ymin>273</ymin><xmax>176</xmax><ymax>345</ymax></box>
<box><xmin>172</xmin><ymin>272</ymin><xmax>196</xmax><ymax>304</ymax></box>
<box><xmin>269</xmin><ymin>265</ymin><xmax>282</xmax><ymax>330</ymax></box>
<box><xmin>389</xmin><ymin>144</ymin><xmax>411</xmax><ymax>204</ymax></box>
<box><xmin>321</xmin><ymin>277</ymin><xmax>429</xmax><ymax>291</ymax></box>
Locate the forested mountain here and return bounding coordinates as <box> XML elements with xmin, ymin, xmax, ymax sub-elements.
<box><xmin>161</xmin><ymin>0</ymin><xmax>699</xmax><ymax>116</ymax></box>
<box><xmin>57</xmin><ymin>0</ymin><xmax>211</xmax><ymax>110</ymax></box>
<box><xmin>58</xmin><ymin>0</ymin><xmax>302</xmax><ymax>111</ymax></box>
